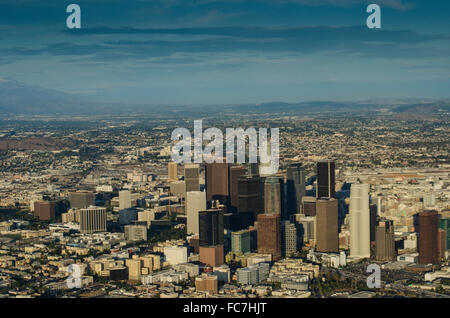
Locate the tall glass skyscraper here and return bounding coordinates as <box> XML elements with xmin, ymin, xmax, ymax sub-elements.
<box><xmin>286</xmin><ymin>162</ymin><xmax>306</xmax><ymax>216</ymax></box>
<box><xmin>316</xmin><ymin>160</ymin><xmax>336</xmax><ymax>199</ymax></box>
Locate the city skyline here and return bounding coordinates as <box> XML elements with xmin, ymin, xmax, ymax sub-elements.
<box><xmin>0</xmin><ymin>0</ymin><xmax>449</xmax><ymax>302</ymax></box>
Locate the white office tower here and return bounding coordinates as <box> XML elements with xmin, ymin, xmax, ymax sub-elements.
<box><xmin>186</xmin><ymin>191</ymin><xmax>206</xmax><ymax>235</ymax></box>
<box><xmin>119</xmin><ymin>190</ymin><xmax>132</xmax><ymax>210</ymax></box>
<box><xmin>349</xmin><ymin>183</ymin><xmax>371</xmax><ymax>258</ymax></box>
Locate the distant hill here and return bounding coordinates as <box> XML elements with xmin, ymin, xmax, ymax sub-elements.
<box><xmin>0</xmin><ymin>79</ymin><xmax>85</xmax><ymax>114</ymax></box>
<box><xmin>391</xmin><ymin>102</ymin><xmax>450</xmax><ymax>114</ymax></box>
<box><xmin>0</xmin><ymin>78</ymin><xmax>448</xmax><ymax>116</ymax></box>
<box><xmin>226</xmin><ymin>101</ymin><xmax>382</xmax><ymax>114</ymax></box>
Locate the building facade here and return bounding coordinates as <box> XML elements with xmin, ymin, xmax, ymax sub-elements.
<box><xmin>315</xmin><ymin>198</ymin><xmax>338</xmax><ymax>253</ymax></box>
<box><xmin>257</xmin><ymin>213</ymin><xmax>281</xmax><ymax>261</ymax></box>
<box><xmin>349</xmin><ymin>183</ymin><xmax>371</xmax><ymax>258</ymax></box>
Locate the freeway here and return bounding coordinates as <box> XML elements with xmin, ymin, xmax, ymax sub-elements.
<box><xmin>323</xmin><ymin>267</ymin><xmax>450</xmax><ymax>298</ymax></box>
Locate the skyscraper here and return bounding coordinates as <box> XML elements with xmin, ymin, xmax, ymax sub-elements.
<box><xmin>375</xmin><ymin>219</ymin><xmax>395</xmax><ymax>261</ymax></box>
<box><xmin>370</xmin><ymin>204</ymin><xmax>378</xmax><ymax>243</ymax></box>
<box><xmin>418</xmin><ymin>210</ymin><xmax>439</xmax><ymax>265</ymax></box>
<box><xmin>205</xmin><ymin>162</ymin><xmax>229</xmax><ymax>205</ymax></box>
<box><xmin>286</xmin><ymin>162</ymin><xmax>306</xmax><ymax>216</ymax></box>
<box><xmin>199</xmin><ymin>209</ymin><xmax>224</xmax><ymax>247</ymax></box>
<box><xmin>281</xmin><ymin>220</ymin><xmax>297</xmax><ymax>257</ymax></box>
<box><xmin>186</xmin><ymin>191</ymin><xmax>206</xmax><ymax>235</ymax></box>
<box><xmin>257</xmin><ymin>213</ymin><xmax>281</xmax><ymax>261</ymax></box>
<box><xmin>79</xmin><ymin>206</ymin><xmax>107</xmax><ymax>234</ymax></box>
<box><xmin>349</xmin><ymin>183</ymin><xmax>371</xmax><ymax>258</ymax></box>
<box><xmin>228</xmin><ymin>165</ymin><xmax>246</xmax><ymax>213</ymax></box>
<box><xmin>316</xmin><ymin>160</ymin><xmax>336</xmax><ymax>199</ymax></box>
<box><xmin>439</xmin><ymin>217</ymin><xmax>450</xmax><ymax>251</ymax></box>
<box><xmin>168</xmin><ymin>162</ymin><xmax>178</xmax><ymax>181</ymax></box>
<box><xmin>199</xmin><ymin>209</ymin><xmax>224</xmax><ymax>267</ymax></box>
<box><xmin>316</xmin><ymin>198</ymin><xmax>338</xmax><ymax>253</ymax></box>
<box><xmin>185</xmin><ymin>164</ymin><xmax>200</xmax><ymax>192</ymax></box>
<box><xmin>237</xmin><ymin>175</ymin><xmax>261</xmax><ymax>218</ymax></box>
<box><xmin>263</xmin><ymin>177</ymin><xmax>284</xmax><ymax>217</ymax></box>
<box><xmin>294</xmin><ymin>214</ymin><xmax>315</xmax><ymax>247</ymax></box>
<box><xmin>438</xmin><ymin>229</ymin><xmax>446</xmax><ymax>261</ymax></box>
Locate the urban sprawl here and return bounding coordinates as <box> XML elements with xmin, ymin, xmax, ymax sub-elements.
<box><xmin>0</xmin><ymin>112</ymin><xmax>449</xmax><ymax>298</ymax></box>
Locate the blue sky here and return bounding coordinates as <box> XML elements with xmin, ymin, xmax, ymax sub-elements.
<box><xmin>0</xmin><ymin>0</ymin><xmax>449</xmax><ymax>104</ymax></box>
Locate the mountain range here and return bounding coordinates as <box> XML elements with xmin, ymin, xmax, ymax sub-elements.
<box><xmin>0</xmin><ymin>78</ymin><xmax>448</xmax><ymax>116</ymax></box>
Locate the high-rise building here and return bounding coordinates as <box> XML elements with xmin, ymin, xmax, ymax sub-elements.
<box><xmin>286</xmin><ymin>162</ymin><xmax>306</xmax><ymax>216</ymax></box>
<box><xmin>199</xmin><ymin>197</ymin><xmax>225</xmax><ymax>267</ymax></box>
<box><xmin>119</xmin><ymin>190</ymin><xmax>132</xmax><ymax>210</ymax></box>
<box><xmin>224</xmin><ymin>212</ymin><xmax>255</xmax><ymax>232</ymax></box>
<box><xmin>370</xmin><ymin>204</ymin><xmax>378</xmax><ymax>243</ymax></box>
<box><xmin>349</xmin><ymin>183</ymin><xmax>371</xmax><ymax>258</ymax></box>
<box><xmin>238</xmin><ymin>175</ymin><xmax>261</xmax><ymax>219</ymax></box>
<box><xmin>205</xmin><ymin>162</ymin><xmax>229</xmax><ymax>205</ymax></box>
<box><xmin>257</xmin><ymin>213</ymin><xmax>281</xmax><ymax>261</ymax></box>
<box><xmin>418</xmin><ymin>210</ymin><xmax>439</xmax><ymax>265</ymax></box>
<box><xmin>34</xmin><ymin>200</ymin><xmax>56</xmax><ymax>221</ymax></box>
<box><xmin>316</xmin><ymin>198</ymin><xmax>338</xmax><ymax>253</ymax></box>
<box><xmin>228</xmin><ymin>165</ymin><xmax>246</xmax><ymax>213</ymax></box>
<box><xmin>186</xmin><ymin>191</ymin><xmax>206</xmax><ymax>235</ymax></box>
<box><xmin>263</xmin><ymin>177</ymin><xmax>284</xmax><ymax>217</ymax></box>
<box><xmin>168</xmin><ymin>162</ymin><xmax>178</xmax><ymax>181</ymax></box>
<box><xmin>68</xmin><ymin>191</ymin><xmax>95</xmax><ymax>209</ymax></box>
<box><xmin>231</xmin><ymin>229</ymin><xmax>252</xmax><ymax>254</ymax></box>
<box><xmin>316</xmin><ymin>160</ymin><xmax>336</xmax><ymax>199</ymax></box>
<box><xmin>293</xmin><ymin>214</ymin><xmax>315</xmax><ymax>246</ymax></box>
<box><xmin>79</xmin><ymin>206</ymin><xmax>107</xmax><ymax>234</ymax></box>
<box><xmin>438</xmin><ymin>217</ymin><xmax>450</xmax><ymax>251</ymax></box>
<box><xmin>199</xmin><ymin>209</ymin><xmax>224</xmax><ymax>247</ymax></box>
<box><xmin>438</xmin><ymin>229</ymin><xmax>446</xmax><ymax>261</ymax></box>
<box><xmin>185</xmin><ymin>164</ymin><xmax>200</xmax><ymax>192</ymax></box>
<box><xmin>375</xmin><ymin>219</ymin><xmax>395</xmax><ymax>261</ymax></box>
<box><xmin>281</xmin><ymin>220</ymin><xmax>297</xmax><ymax>257</ymax></box>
